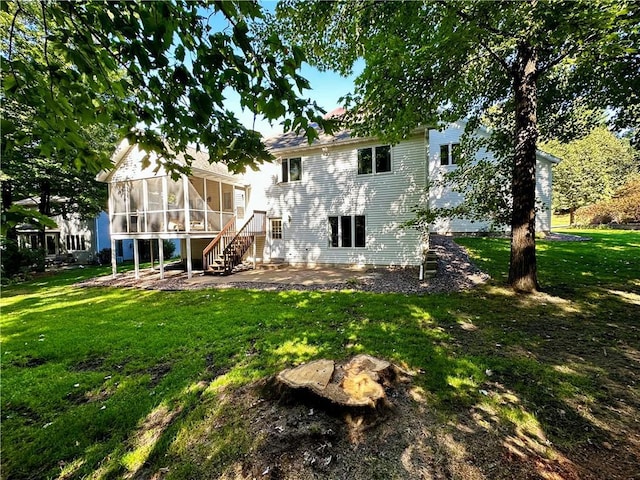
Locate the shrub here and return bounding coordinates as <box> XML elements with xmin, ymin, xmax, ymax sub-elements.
<box><xmin>575</xmin><ymin>176</ymin><xmax>640</xmax><ymax>225</ymax></box>
<box><xmin>1</xmin><ymin>238</ymin><xmax>45</xmax><ymax>278</ymax></box>
<box><xmin>163</xmin><ymin>239</ymin><xmax>177</xmax><ymax>259</ymax></box>
<box><xmin>97</xmin><ymin>248</ymin><xmax>112</xmax><ymax>265</ymax></box>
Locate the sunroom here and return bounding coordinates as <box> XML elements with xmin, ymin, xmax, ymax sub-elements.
<box><xmin>99</xmin><ymin>140</ymin><xmax>265</xmax><ymax>278</ymax></box>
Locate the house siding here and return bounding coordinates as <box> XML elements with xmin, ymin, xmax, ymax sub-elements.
<box><xmin>428</xmin><ymin>124</ymin><xmax>555</xmax><ymax>234</ymax></box>
<box><xmin>262</xmin><ymin>134</ymin><xmax>427</xmax><ymax>266</ymax></box>
<box><xmin>535</xmin><ymin>160</ymin><xmax>553</xmax><ymax>232</ymax></box>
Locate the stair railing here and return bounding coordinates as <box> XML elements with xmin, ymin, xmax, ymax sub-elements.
<box><xmin>221</xmin><ymin>211</ymin><xmax>266</xmax><ymax>274</ymax></box>
<box><xmin>202</xmin><ymin>216</ymin><xmax>236</xmax><ymax>271</ymax></box>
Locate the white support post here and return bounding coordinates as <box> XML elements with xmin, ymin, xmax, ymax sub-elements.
<box><xmin>252</xmin><ymin>239</ymin><xmax>256</xmax><ymax>269</ymax></box>
<box><xmin>218</xmin><ymin>180</ymin><xmax>223</xmax><ymax>232</ymax></box>
<box><xmin>133</xmin><ymin>238</ymin><xmax>140</xmax><ymax>279</ymax></box>
<box><xmin>203</xmin><ymin>179</ymin><xmax>208</xmax><ymax>231</ymax></box>
<box><xmin>111</xmin><ymin>238</ymin><xmax>117</xmax><ymax>278</ymax></box>
<box><xmin>183</xmin><ymin>176</ymin><xmax>191</xmax><ymax>232</ymax></box>
<box><xmin>186</xmin><ymin>237</ymin><xmax>192</xmax><ymax>279</ymax></box>
<box><xmin>158</xmin><ymin>238</ymin><xmax>165</xmax><ymax>279</ymax></box>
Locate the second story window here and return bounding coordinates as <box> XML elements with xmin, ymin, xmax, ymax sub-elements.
<box><xmin>440</xmin><ymin>143</ymin><xmax>461</xmax><ymax>166</ymax></box>
<box><xmin>282</xmin><ymin>157</ymin><xmax>302</xmax><ymax>183</ymax></box>
<box><xmin>358</xmin><ymin>145</ymin><xmax>391</xmax><ymax>175</ymax></box>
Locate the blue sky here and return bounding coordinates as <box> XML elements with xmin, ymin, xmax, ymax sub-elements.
<box><xmin>225</xmin><ymin>61</ymin><xmax>364</xmax><ymax>138</ymax></box>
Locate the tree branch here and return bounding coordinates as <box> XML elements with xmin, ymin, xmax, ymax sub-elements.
<box><xmin>8</xmin><ymin>1</ymin><xmax>23</xmax><ymax>62</ymax></box>
<box><xmin>538</xmin><ymin>32</ymin><xmax>599</xmax><ymax>75</ymax></box>
<box><xmin>40</xmin><ymin>1</ymin><xmax>54</xmax><ymax>98</ymax></box>
<box><xmin>478</xmin><ymin>40</ymin><xmax>513</xmax><ymax>75</ymax></box>
<box><xmin>444</xmin><ymin>4</ymin><xmax>513</xmax><ymax>75</ymax></box>
<box><xmin>448</xmin><ymin>3</ymin><xmax>510</xmax><ymax>39</ymax></box>
<box><xmin>7</xmin><ymin>0</ymin><xmax>24</xmax><ymax>88</ymax></box>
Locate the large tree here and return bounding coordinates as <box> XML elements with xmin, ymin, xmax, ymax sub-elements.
<box><xmin>542</xmin><ymin>127</ymin><xmax>639</xmax><ymax>225</ymax></box>
<box><xmin>277</xmin><ymin>0</ymin><xmax>639</xmax><ymax>292</ymax></box>
<box><xmin>1</xmin><ymin>0</ymin><xmax>332</xmax><ymax>177</ymax></box>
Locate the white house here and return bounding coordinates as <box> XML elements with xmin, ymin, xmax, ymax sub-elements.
<box><xmin>246</xmin><ymin>120</ymin><xmax>559</xmax><ymax>268</ymax></box>
<box><xmin>14</xmin><ymin>196</ymin><xmax>100</xmax><ymax>264</ymax></box>
<box><xmin>100</xmin><ymin>121</ymin><xmax>559</xmax><ymax>275</ymax></box>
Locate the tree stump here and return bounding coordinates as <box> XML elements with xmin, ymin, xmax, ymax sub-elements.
<box><xmin>276</xmin><ymin>355</ymin><xmax>400</xmax><ymax>408</ymax></box>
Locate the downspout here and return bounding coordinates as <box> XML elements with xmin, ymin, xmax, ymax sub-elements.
<box><xmin>419</xmin><ymin>127</ymin><xmax>430</xmax><ymax>281</ymax></box>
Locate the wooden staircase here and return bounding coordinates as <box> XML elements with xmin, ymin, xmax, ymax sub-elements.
<box><xmin>202</xmin><ymin>211</ymin><xmax>266</xmax><ymax>275</ymax></box>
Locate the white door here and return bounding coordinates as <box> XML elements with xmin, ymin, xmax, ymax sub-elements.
<box><xmin>234</xmin><ymin>187</ymin><xmax>246</xmax><ymax>221</ymax></box>
<box><xmin>268</xmin><ymin>218</ymin><xmax>284</xmax><ymax>260</ymax></box>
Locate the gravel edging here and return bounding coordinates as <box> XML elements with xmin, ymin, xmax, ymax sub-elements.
<box><xmin>76</xmin><ymin>236</ymin><xmax>490</xmax><ymax>294</ymax></box>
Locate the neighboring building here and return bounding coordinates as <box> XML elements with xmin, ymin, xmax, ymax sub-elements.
<box><xmin>99</xmin><ymin>121</ymin><xmax>559</xmax><ymax>275</ymax></box>
<box><xmin>13</xmin><ymin>199</ymin><xmax>181</xmax><ymax>266</ymax></box>
<box><xmin>14</xmin><ymin>197</ymin><xmax>99</xmax><ymax>264</ymax></box>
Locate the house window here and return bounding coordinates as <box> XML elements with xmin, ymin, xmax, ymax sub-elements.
<box><xmin>358</xmin><ymin>145</ymin><xmax>391</xmax><ymax>174</ymax></box>
<box><xmin>341</xmin><ymin>216</ymin><xmax>352</xmax><ymax>247</ymax></box>
<box><xmin>329</xmin><ymin>217</ymin><xmax>339</xmax><ymax>247</ymax></box>
<box><xmin>46</xmin><ymin>235</ymin><xmax>56</xmax><ymax>255</ymax></box>
<box><xmin>271</xmin><ymin>219</ymin><xmax>282</xmax><ymax>239</ymax></box>
<box><xmin>440</xmin><ymin>143</ymin><xmax>460</xmax><ymax>166</ymax></box>
<box><xmin>328</xmin><ymin>215</ymin><xmax>366</xmax><ymax>248</ymax></box>
<box><xmin>355</xmin><ymin>215</ymin><xmax>366</xmax><ymax>247</ymax></box>
<box><xmin>66</xmin><ymin>234</ymin><xmax>86</xmax><ymax>250</ymax></box>
<box><xmin>358</xmin><ymin>148</ymin><xmax>373</xmax><ymax>174</ymax></box>
<box><xmin>282</xmin><ymin>157</ymin><xmax>302</xmax><ymax>182</ymax></box>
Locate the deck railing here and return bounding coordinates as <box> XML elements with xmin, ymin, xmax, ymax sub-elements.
<box><xmin>202</xmin><ymin>216</ymin><xmax>237</xmax><ymax>271</ymax></box>
<box><xmin>220</xmin><ymin>211</ymin><xmax>266</xmax><ymax>274</ymax></box>
<box><xmin>202</xmin><ymin>211</ymin><xmax>267</xmax><ymax>274</ymax></box>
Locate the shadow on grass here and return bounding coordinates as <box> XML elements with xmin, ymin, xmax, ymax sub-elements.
<box><xmin>2</xmin><ymin>275</ymin><xmax>639</xmax><ymax>479</ymax></box>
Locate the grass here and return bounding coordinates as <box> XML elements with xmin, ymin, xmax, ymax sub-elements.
<box><xmin>2</xmin><ymin>229</ymin><xmax>639</xmax><ymax>479</ymax></box>
<box><xmin>551</xmin><ymin>213</ymin><xmax>571</xmax><ymax>227</ymax></box>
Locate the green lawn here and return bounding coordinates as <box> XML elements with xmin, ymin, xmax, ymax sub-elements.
<box><xmin>551</xmin><ymin>213</ymin><xmax>571</xmax><ymax>227</ymax></box>
<box><xmin>2</xmin><ymin>229</ymin><xmax>639</xmax><ymax>479</ymax></box>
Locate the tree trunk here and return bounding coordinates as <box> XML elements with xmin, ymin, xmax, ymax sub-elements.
<box><xmin>2</xmin><ymin>180</ymin><xmax>17</xmax><ymax>240</ymax></box>
<box><xmin>569</xmin><ymin>207</ymin><xmax>575</xmax><ymax>226</ymax></box>
<box><xmin>509</xmin><ymin>42</ymin><xmax>539</xmax><ymax>293</ymax></box>
<box><xmin>38</xmin><ymin>181</ymin><xmax>52</xmax><ymax>251</ymax></box>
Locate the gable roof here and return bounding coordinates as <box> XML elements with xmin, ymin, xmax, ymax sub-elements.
<box><xmin>264</xmin><ymin>119</ymin><xmax>561</xmax><ymax>164</ymax></box>
<box><xmin>97</xmin><ymin>139</ymin><xmax>247</xmax><ymax>184</ymax></box>
<box><xmin>263</xmin><ymin>128</ymin><xmax>356</xmax><ymax>153</ymax></box>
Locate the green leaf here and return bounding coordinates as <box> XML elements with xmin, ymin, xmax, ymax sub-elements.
<box><xmin>3</xmin><ymin>73</ymin><xmax>18</xmax><ymax>93</ymax></box>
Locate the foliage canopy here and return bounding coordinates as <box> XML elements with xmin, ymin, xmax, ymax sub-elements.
<box><xmin>1</xmin><ymin>0</ymin><xmax>332</xmax><ymax>176</ymax></box>
<box><xmin>542</xmin><ymin>127</ymin><xmax>639</xmax><ymax>222</ymax></box>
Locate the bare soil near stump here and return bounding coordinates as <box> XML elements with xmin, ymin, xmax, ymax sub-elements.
<box><xmin>190</xmin><ymin>376</ymin><xmax>598</xmax><ymax>480</ymax></box>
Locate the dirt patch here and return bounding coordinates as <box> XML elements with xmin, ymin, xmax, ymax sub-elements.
<box><xmin>10</xmin><ymin>356</ymin><xmax>47</xmax><ymax>368</ymax></box>
<box><xmin>69</xmin><ymin>356</ymin><xmax>106</xmax><ymax>372</ymax></box>
<box><xmin>208</xmin><ymin>377</ymin><xmax>589</xmax><ymax>480</ymax></box>
<box><xmin>147</xmin><ymin>362</ymin><xmax>172</xmax><ymax>387</ymax></box>
<box><xmin>3</xmin><ymin>403</ymin><xmax>43</xmax><ymax>426</ymax></box>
